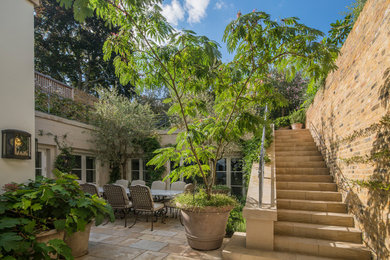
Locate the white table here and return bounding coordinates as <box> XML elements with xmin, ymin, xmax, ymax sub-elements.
<box><xmin>98</xmin><ymin>187</ymin><xmax>183</xmax><ymax>197</ymax></box>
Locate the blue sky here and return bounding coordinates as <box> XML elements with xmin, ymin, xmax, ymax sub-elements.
<box><xmin>161</xmin><ymin>0</ymin><xmax>354</xmax><ymax>62</ymax></box>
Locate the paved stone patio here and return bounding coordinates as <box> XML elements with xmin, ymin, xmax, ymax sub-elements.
<box><xmin>76</xmin><ymin>215</ymin><xmax>228</xmax><ymax>260</ymax></box>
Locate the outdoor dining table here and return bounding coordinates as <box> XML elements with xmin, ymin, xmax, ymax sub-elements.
<box><xmin>98</xmin><ymin>187</ymin><xmax>183</xmax><ymax>197</ymax></box>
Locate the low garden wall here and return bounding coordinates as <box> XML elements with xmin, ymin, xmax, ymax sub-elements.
<box><xmin>306</xmin><ymin>0</ymin><xmax>390</xmax><ymax>257</ymax></box>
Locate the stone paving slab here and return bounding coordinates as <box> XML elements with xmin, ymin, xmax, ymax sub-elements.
<box><xmin>76</xmin><ymin>216</ymin><xmax>226</xmax><ymax>260</ymax></box>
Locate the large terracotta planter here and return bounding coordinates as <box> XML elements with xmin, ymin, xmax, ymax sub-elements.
<box><xmin>291</xmin><ymin>123</ymin><xmax>303</xmax><ymax>129</ymax></box>
<box><xmin>36</xmin><ymin>229</ymin><xmax>65</xmax><ymax>243</ymax></box>
<box><xmin>36</xmin><ymin>229</ymin><xmax>65</xmax><ymax>259</ymax></box>
<box><xmin>180</xmin><ymin>206</ymin><xmax>233</xmax><ymax>251</ymax></box>
<box><xmin>65</xmin><ymin>222</ymin><xmax>93</xmax><ymax>258</ymax></box>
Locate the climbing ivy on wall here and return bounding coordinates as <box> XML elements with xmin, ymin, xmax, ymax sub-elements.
<box><xmin>35</xmin><ymin>89</ymin><xmax>93</xmax><ymax>123</ymax></box>
<box><xmin>339</xmin><ymin>112</ymin><xmax>390</xmax><ymax>192</ymax></box>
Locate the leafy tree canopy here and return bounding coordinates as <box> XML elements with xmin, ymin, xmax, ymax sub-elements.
<box><xmin>59</xmin><ymin>0</ymin><xmax>337</xmax><ymax>199</ymax></box>
<box><xmin>35</xmin><ymin>0</ymin><xmax>135</xmax><ymax>97</ymax></box>
<box><xmin>90</xmin><ymin>87</ymin><xmax>155</xmax><ymax>179</ymax></box>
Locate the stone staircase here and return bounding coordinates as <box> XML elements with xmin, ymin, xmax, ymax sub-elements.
<box><xmin>274</xmin><ymin>129</ymin><xmax>371</xmax><ymax>259</ymax></box>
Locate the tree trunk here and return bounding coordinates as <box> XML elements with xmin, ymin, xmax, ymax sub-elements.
<box><xmin>121</xmin><ymin>158</ymin><xmax>128</xmax><ymax>180</ymax></box>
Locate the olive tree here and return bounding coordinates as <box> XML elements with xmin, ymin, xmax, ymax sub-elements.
<box><xmin>58</xmin><ymin>0</ymin><xmax>336</xmax><ymax>199</ymax></box>
<box><xmin>90</xmin><ymin>87</ymin><xmax>155</xmax><ymax>179</ymax></box>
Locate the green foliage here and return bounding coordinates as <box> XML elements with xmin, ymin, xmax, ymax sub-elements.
<box><xmin>60</xmin><ymin>1</ymin><xmax>337</xmax><ymax>201</ymax></box>
<box><xmin>289</xmin><ymin>109</ymin><xmax>306</xmax><ymax>124</ymax></box>
<box><xmin>134</xmin><ymin>137</ymin><xmax>165</xmax><ymax>186</ymax></box>
<box><xmin>173</xmin><ymin>190</ymin><xmax>237</xmax><ymax>211</ymax></box>
<box><xmin>90</xmin><ymin>87</ymin><xmax>156</xmax><ymax>179</ymax></box>
<box><xmin>226</xmin><ymin>199</ymin><xmax>246</xmax><ymax>237</ymax></box>
<box><xmin>53</xmin><ymin>135</ymin><xmax>76</xmax><ymax>174</ymax></box>
<box><xmin>274</xmin><ymin>116</ymin><xmax>291</xmax><ymax>129</ymax></box>
<box><xmin>35</xmin><ymin>0</ymin><xmax>134</xmax><ymax>96</ymax></box>
<box><xmin>0</xmin><ymin>171</ymin><xmax>114</xmax><ymax>259</ymax></box>
<box><xmin>35</xmin><ymin>89</ymin><xmax>92</xmax><ymax>123</ymax></box>
<box><xmin>109</xmin><ymin>164</ymin><xmax>121</xmax><ymax>183</ymax></box>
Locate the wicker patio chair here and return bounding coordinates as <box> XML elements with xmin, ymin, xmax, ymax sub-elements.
<box><xmin>131</xmin><ymin>179</ymin><xmax>145</xmax><ymax>186</ymax></box>
<box><xmin>129</xmin><ymin>185</ymin><xmax>166</xmax><ymax>231</ymax></box>
<box><xmin>184</xmin><ymin>183</ymin><xmax>194</xmax><ymax>193</ymax></box>
<box><xmin>115</xmin><ymin>179</ymin><xmax>129</xmax><ymax>188</ymax></box>
<box><xmin>103</xmin><ymin>184</ymin><xmax>132</xmax><ymax>227</ymax></box>
<box><xmin>80</xmin><ymin>183</ymin><xmax>100</xmax><ymax>197</ymax></box>
<box><xmin>170</xmin><ymin>181</ymin><xmax>186</xmax><ymax>191</ymax></box>
<box><xmin>151</xmin><ymin>181</ymin><xmax>166</xmax><ymax>190</ymax></box>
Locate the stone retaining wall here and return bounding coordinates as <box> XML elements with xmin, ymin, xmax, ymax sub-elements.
<box><xmin>306</xmin><ymin>0</ymin><xmax>390</xmax><ymax>257</ymax></box>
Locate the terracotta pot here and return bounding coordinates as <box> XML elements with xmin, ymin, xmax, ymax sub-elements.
<box><xmin>36</xmin><ymin>229</ymin><xmax>65</xmax><ymax>259</ymax></box>
<box><xmin>291</xmin><ymin>123</ymin><xmax>303</xmax><ymax>129</ymax></box>
<box><xmin>36</xmin><ymin>229</ymin><xmax>65</xmax><ymax>243</ymax></box>
<box><xmin>180</xmin><ymin>206</ymin><xmax>233</xmax><ymax>250</ymax></box>
<box><xmin>65</xmin><ymin>222</ymin><xmax>92</xmax><ymax>258</ymax></box>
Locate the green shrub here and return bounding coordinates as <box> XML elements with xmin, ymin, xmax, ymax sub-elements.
<box><xmin>274</xmin><ymin>116</ymin><xmax>290</xmax><ymax>129</ymax></box>
<box><xmin>289</xmin><ymin>109</ymin><xmax>306</xmax><ymax>124</ymax></box>
<box><xmin>174</xmin><ymin>189</ymin><xmax>237</xmax><ymax>210</ymax></box>
<box><xmin>226</xmin><ymin>199</ymin><xmax>246</xmax><ymax>237</ymax></box>
<box><xmin>0</xmin><ymin>171</ymin><xmax>114</xmax><ymax>259</ymax></box>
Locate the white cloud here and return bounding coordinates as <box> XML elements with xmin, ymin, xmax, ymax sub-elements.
<box><xmin>161</xmin><ymin>0</ymin><xmax>185</xmax><ymax>26</ymax></box>
<box><xmin>214</xmin><ymin>0</ymin><xmax>225</xmax><ymax>10</ymax></box>
<box><xmin>185</xmin><ymin>0</ymin><xmax>210</xmax><ymax>24</ymax></box>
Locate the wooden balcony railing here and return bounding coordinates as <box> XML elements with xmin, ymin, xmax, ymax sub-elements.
<box><xmin>35</xmin><ymin>71</ymin><xmax>74</xmax><ymax>100</ymax></box>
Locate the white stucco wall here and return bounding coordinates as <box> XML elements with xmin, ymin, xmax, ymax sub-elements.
<box><xmin>0</xmin><ymin>0</ymin><xmax>36</xmax><ymax>187</ymax></box>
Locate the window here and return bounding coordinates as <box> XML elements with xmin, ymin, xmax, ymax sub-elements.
<box><xmin>131</xmin><ymin>159</ymin><xmax>140</xmax><ymax>180</ymax></box>
<box><xmin>35</xmin><ymin>151</ymin><xmax>42</xmax><ymax>177</ymax></box>
<box><xmin>216</xmin><ymin>158</ymin><xmax>227</xmax><ymax>185</ymax></box>
<box><xmin>86</xmin><ymin>156</ymin><xmax>96</xmax><ymax>183</ymax></box>
<box><xmin>231</xmin><ymin>158</ymin><xmax>244</xmax><ymax>197</ymax></box>
<box><xmin>72</xmin><ymin>155</ymin><xmax>82</xmax><ymax>180</ymax></box>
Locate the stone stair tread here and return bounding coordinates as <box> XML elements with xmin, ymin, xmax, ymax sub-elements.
<box><xmin>276</xmin><ymin>182</ymin><xmax>337</xmax><ymax>191</ymax></box>
<box><xmin>278</xmin><ymin>209</ymin><xmax>352</xmax><ymax>218</ymax></box>
<box><xmin>277</xmin><ymin>190</ymin><xmax>342</xmax><ymax>202</ymax></box>
<box><xmin>277</xmin><ymin>199</ymin><xmax>345</xmax><ymax>205</ymax></box>
<box><xmin>275</xmin><ymin>235</ymin><xmax>371</xmax><ymax>259</ymax></box>
<box><xmin>275</xmin><ymin>221</ymin><xmax>361</xmax><ymax>233</ymax></box>
<box><xmin>276</xmin><ymin>175</ymin><xmax>333</xmax><ymax>183</ymax></box>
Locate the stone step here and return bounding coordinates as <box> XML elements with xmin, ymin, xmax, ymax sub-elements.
<box><xmin>276</xmin><ymin>155</ymin><xmax>324</xmax><ymax>162</ymax></box>
<box><xmin>275</xmin><ymin>146</ymin><xmax>319</xmax><ymax>152</ymax></box>
<box><xmin>277</xmin><ymin>190</ymin><xmax>342</xmax><ymax>202</ymax></box>
<box><xmin>276</xmin><ymin>161</ymin><xmax>327</xmax><ymax>168</ymax></box>
<box><xmin>277</xmin><ymin>209</ymin><xmax>354</xmax><ymax>227</ymax></box>
<box><xmin>277</xmin><ymin>199</ymin><xmax>347</xmax><ymax>213</ymax></box>
<box><xmin>275</xmin><ymin>142</ymin><xmax>317</xmax><ymax>147</ymax></box>
<box><xmin>276</xmin><ymin>175</ymin><xmax>333</xmax><ymax>183</ymax></box>
<box><xmin>277</xmin><ymin>168</ymin><xmax>330</xmax><ymax>175</ymax></box>
<box><xmin>275</xmin><ymin>129</ymin><xmax>311</xmax><ymax>135</ymax></box>
<box><xmin>275</xmin><ymin>221</ymin><xmax>362</xmax><ymax>243</ymax></box>
<box><xmin>276</xmin><ymin>182</ymin><xmax>337</xmax><ymax>191</ymax></box>
<box><xmin>274</xmin><ymin>235</ymin><xmax>371</xmax><ymax>259</ymax></box>
<box><xmin>275</xmin><ymin>137</ymin><xmax>314</xmax><ymax>142</ymax></box>
<box><xmin>276</xmin><ymin>151</ymin><xmax>322</xmax><ymax>156</ymax></box>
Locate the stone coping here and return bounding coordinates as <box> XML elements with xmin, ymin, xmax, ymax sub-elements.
<box><xmin>35</xmin><ymin>111</ymin><xmax>95</xmax><ymax>131</ymax></box>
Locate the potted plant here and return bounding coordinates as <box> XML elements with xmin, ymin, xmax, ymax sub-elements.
<box><xmin>274</xmin><ymin>116</ymin><xmax>291</xmax><ymax>130</ymax></box>
<box><xmin>289</xmin><ymin>109</ymin><xmax>306</xmax><ymax>129</ymax></box>
<box><xmin>0</xmin><ymin>171</ymin><xmax>114</xmax><ymax>259</ymax></box>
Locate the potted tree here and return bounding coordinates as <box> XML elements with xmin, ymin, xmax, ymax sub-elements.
<box><xmin>59</xmin><ymin>0</ymin><xmax>336</xmax><ymax>251</ymax></box>
<box><xmin>290</xmin><ymin>109</ymin><xmax>306</xmax><ymax>129</ymax></box>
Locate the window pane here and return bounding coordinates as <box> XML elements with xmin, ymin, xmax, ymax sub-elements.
<box><xmin>35</xmin><ymin>169</ymin><xmax>42</xmax><ymax>176</ymax></box>
<box><xmin>72</xmin><ymin>169</ymin><xmax>82</xmax><ymax>180</ymax></box>
<box><xmin>132</xmin><ymin>171</ymin><xmax>140</xmax><ymax>180</ymax></box>
<box><xmin>35</xmin><ymin>152</ymin><xmax>42</xmax><ymax>168</ymax></box>
<box><xmin>74</xmin><ymin>155</ymin><xmax>82</xmax><ymax>169</ymax></box>
<box><xmin>131</xmin><ymin>159</ymin><xmax>140</xmax><ymax>171</ymax></box>
<box><xmin>231</xmin><ymin>158</ymin><xmax>243</xmax><ymax>172</ymax></box>
<box><xmin>231</xmin><ymin>186</ymin><xmax>243</xmax><ymax>197</ymax></box>
<box><xmin>216</xmin><ymin>172</ymin><xmax>226</xmax><ymax>185</ymax></box>
<box><xmin>231</xmin><ymin>171</ymin><xmax>243</xmax><ymax>185</ymax></box>
<box><xmin>216</xmin><ymin>159</ymin><xmax>226</xmax><ymax>171</ymax></box>
<box><xmin>86</xmin><ymin>156</ymin><xmax>95</xmax><ymax>169</ymax></box>
<box><xmin>86</xmin><ymin>170</ymin><xmax>95</xmax><ymax>183</ymax></box>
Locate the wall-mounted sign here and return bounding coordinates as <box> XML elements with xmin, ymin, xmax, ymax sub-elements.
<box><xmin>2</xmin><ymin>130</ymin><xmax>31</xmax><ymax>159</ymax></box>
